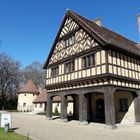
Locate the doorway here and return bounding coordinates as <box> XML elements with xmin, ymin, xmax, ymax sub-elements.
<box><xmin>96</xmin><ymin>99</ymin><xmax>105</xmax><ymax>121</ymax></box>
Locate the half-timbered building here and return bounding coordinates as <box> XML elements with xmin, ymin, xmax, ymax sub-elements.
<box><xmin>44</xmin><ymin>10</ymin><xmax>140</xmax><ymax>128</ymax></box>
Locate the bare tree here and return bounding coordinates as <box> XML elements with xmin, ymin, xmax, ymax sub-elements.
<box><xmin>0</xmin><ymin>53</ymin><xmax>20</xmax><ymax>109</ymax></box>
<box><xmin>22</xmin><ymin>61</ymin><xmax>45</xmax><ymax>87</ymax></box>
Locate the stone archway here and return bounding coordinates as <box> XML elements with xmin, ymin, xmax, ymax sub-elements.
<box><xmin>62</xmin><ymin>94</ymin><xmax>79</xmax><ymax>121</ymax></box>
<box><xmin>47</xmin><ymin>94</ymin><xmax>62</xmax><ymax>120</ymax></box>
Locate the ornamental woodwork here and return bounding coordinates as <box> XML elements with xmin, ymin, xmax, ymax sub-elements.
<box><xmin>59</xmin><ymin>18</ymin><xmax>79</xmax><ymax>38</ymax></box>
<box><xmin>108</xmin><ymin>49</ymin><xmax>140</xmax><ymax>80</ymax></box>
<box><xmin>49</xmin><ymin>27</ymin><xmax>98</xmax><ymax>64</ymax></box>
<box><xmin>46</xmin><ymin>17</ymin><xmax>140</xmax><ymax>93</ymax></box>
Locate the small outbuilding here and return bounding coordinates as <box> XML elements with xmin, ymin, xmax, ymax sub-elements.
<box><xmin>17</xmin><ymin>79</ymin><xmax>73</xmax><ymax>114</ymax></box>
<box><xmin>17</xmin><ymin>79</ymin><xmax>39</xmax><ymax>112</ymax></box>
<box><xmin>33</xmin><ymin>89</ymin><xmax>47</xmax><ymax>113</ymax></box>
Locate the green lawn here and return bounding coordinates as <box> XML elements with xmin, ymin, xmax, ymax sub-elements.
<box><xmin>0</xmin><ymin>128</ymin><xmax>32</xmax><ymax>140</ymax></box>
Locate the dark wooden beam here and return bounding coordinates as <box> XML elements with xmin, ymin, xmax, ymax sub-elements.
<box><xmin>58</xmin><ymin>26</ymin><xmax>80</xmax><ymax>41</ymax></box>
<box><xmin>47</xmin><ymin>94</ymin><xmax>53</xmax><ymax>120</ymax></box>
<box><xmin>61</xmin><ymin>95</ymin><xmax>68</xmax><ymax>122</ymax></box>
<box><xmin>105</xmin><ymin>49</ymin><xmax>109</xmax><ymax>74</ymax></box>
<box><xmin>134</xmin><ymin>90</ymin><xmax>140</xmax><ymax>122</ymax></box>
<box><xmin>104</xmin><ymin>86</ymin><xmax>116</xmax><ymax>128</ymax></box>
<box><xmin>79</xmin><ymin>92</ymin><xmax>88</xmax><ymax>124</ymax></box>
<box><xmin>46</xmin><ymin>73</ymin><xmax>140</xmax><ymax>90</ymax></box>
<box><xmin>47</xmin><ymin>46</ymin><xmax>101</xmax><ymax>68</ymax></box>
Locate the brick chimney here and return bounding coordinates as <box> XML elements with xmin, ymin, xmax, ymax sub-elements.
<box><xmin>95</xmin><ymin>18</ymin><xmax>101</xmax><ymax>26</ymax></box>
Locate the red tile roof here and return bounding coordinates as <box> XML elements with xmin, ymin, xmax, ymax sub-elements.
<box><xmin>33</xmin><ymin>89</ymin><xmax>48</xmax><ymax>103</ymax></box>
<box><xmin>18</xmin><ymin>79</ymin><xmax>39</xmax><ymax>94</ymax></box>
<box><xmin>33</xmin><ymin>92</ymin><xmax>73</xmax><ymax>103</ymax></box>
<box><xmin>43</xmin><ymin>10</ymin><xmax>140</xmax><ymax>69</ymax></box>
<box><xmin>53</xmin><ymin>96</ymin><xmax>73</xmax><ymax>102</ymax></box>
<box><xmin>136</xmin><ymin>44</ymin><xmax>140</xmax><ymax>49</ymax></box>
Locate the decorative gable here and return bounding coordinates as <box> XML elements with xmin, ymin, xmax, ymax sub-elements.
<box><xmin>59</xmin><ymin>18</ymin><xmax>79</xmax><ymax>38</ymax></box>
<box><xmin>44</xmin><ymin>10</ymin><xmax>101</xmax><ymax>68</ymax></box>
<box><xmin>49</xmin><ymin>29</ymin><xmax>98</xmax><ymax>64</ymax></box>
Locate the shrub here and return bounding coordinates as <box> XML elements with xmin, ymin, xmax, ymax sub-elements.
<box><xmin>53</xmin><ymin>107</ymin><xmax>60</xmax><ymax>116</ymax></box>
<box><xmin>37</xmin><ymin>112</ymin><xmax>46</xmax><ymax>115</ymax></box>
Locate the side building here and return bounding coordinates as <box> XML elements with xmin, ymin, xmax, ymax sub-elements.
<box><xmin>44</xmin><ymin>10</ymin><xmax>140</xmax><ymax>128</ymax></box>
<box><xmin>17</xmin><ymin>79</ymin><xmax>73</xmax><ymax>114</ymax></box>
<box><xmin>17</xmin><ymin>79</ymin><xmax>39</xmax><ymax>112</ymax></box>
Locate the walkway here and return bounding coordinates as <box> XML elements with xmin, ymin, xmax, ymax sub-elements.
<box><xmin>12</xmin><ymin>113</ymin><xmax>140</xmax><ymax>140</ymax></box>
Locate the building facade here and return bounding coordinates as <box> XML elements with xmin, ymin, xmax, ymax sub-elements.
<box><xmin>17</xmin><ymin>79</ymin><xmax>39</xmax><ymax>112</ymax></box>
<box><xmin>33</xmin><ymin>91</ymin><xmax>73</xmax><ymax>114</ymax></box>
<box><xmin>44</xmin><ymin>10</ymin><xmax>140</xmax><ymax>128</ymax></box>
<box><xmin>33</xmin><ymin>89</ymin><xmax>47</xmax><ymax>113</ymax></box>
<box><xmin>17</xmin><ymin>79</ymin><xmax>73</xmax><ymax>114</ymax></box>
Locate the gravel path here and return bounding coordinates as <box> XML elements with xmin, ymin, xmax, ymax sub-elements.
<box><xmin>12</xmin><ymin>113</ymin><xmax>140</xmax><ymax>140</ymax></box>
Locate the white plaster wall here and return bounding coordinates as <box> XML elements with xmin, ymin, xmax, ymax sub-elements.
<box><xmin>17</xmin><ymin>93</ymin><xmax>38</xmax><ymax>112</ymax></box>
<box><xmin>115</xmin><ymin>91</ymin><xmax>135</xmax><ymax>124</ymax></box>
<box><xmin>52</xmin><ymin>102</ymin><xmax>73</xmax><ymax>114</ymax></box>
<box><xmin>33</xmin><ymin>103</ymin><xmax>45</xmax><ymax>113</ymax></box>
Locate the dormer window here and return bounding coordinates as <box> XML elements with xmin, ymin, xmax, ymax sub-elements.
<box><xmin>64</xmin><ymin>34</ymin><xmax>75</xmax><ymax>47</ymax></box>
<box><xmin>51</xmin><ymin>66</ymin><xmax>59</xmax><ymax>77</ymax></box>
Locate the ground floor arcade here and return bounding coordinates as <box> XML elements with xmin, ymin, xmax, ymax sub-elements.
<box><xmin>47</xmin><ymin>86</ymin><xmax>140</xmax><ymax>128</ymax></box>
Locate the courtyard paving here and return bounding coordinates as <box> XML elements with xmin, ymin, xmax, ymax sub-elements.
<box><xmin>12</xmin><ymin>112</ymin><xmax>140</xmax><ymax>140</ymax></box>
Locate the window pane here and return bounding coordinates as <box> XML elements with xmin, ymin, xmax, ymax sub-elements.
<box><xmin>83</xmin><ymin>57</ymin><xmax>86</xmax><ymax>68</ymax></box>
<box><xmin>69</xmin><ymin>37</ymin><xmax>72</xmax><ymax>45</ymax></box>
<box><xmin>66</xmin><ymin>39</ymin><xmax>69</xmax><ymax>46</ymax></box>
<box><xmin>87</xmin><ymin>56</ymin><xmax>91</xmax><ymax>67</ymax></box>
<box><xmin>119</xmin><ymin>98</ymin><xmax>128</xmax><ymax>112</ymax></box>
<box><xmin>72</xmin><ymin>35</ymin><xmax>75</xmax><ymax>43</ymax></box>
<box><xmin>51</xmin><ymin>66</ymin><xmax>59</xmax><ymax>77</ymax></box>
<box><xmin>65</xmin><ymin>61</ymin><xmax>74</xmax><ymax>73</ymax></box>
<box><xmin>92</xmin><ymin>55</ymin><xmax>95</xmax><ymax>65</ymax></box>
<box><xmin>63</xmin><ymin>34</ymin><xmax>75</xmax><ymax>47</ymax></box>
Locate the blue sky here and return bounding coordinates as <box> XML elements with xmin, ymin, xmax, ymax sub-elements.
<box><xmin>0</xmin><ymin>0</ymin><xmax>140</xmax><ymax>68</ymax></box>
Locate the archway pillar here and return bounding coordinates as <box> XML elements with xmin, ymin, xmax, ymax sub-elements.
<box><xmin>61</xmin><ymin>95</ymin><xmax>68</xmax><ymax>122</ymax></box>
<box><xmin>79</xmin><ymin>91</ymin><xmax>88</xmax><ymax>124</ymax></box>
<box><xmin>47</xmin><ymin>94</ymin><xmax>53</xmax><ymax>120</ymax></box>
<box><xmin>104</xmin><ymin>86</ymin><xmax>116</xmax><ymax>128</ymax></box>
<box><xmin>71</xmin><ymin>95</ymin><xmax>78</xmax><ymax>120</ymax></box>
<box><xmin>134</xmin><ymin>90</ymin><xmax>140</xmax><ymax>122</ymax></box>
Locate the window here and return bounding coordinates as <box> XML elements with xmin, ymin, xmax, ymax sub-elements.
<box><xmin>64</xmin><ymin>34</ymin><xmax>75</xmax><ymax>47</ymax></box>
<box><xmin>119</xmin><ymin>98</ymin><xmax>128</xmax><ymax>112</ymax></box>
<box><xmin>35</xmin><ymin>104</ymin><xmax>37</xmax><ymax>108</ymax></box>
<box><xmin>83</xmin><ymin>54</ymin><xmax>95</xmax><ymax>68</ymax></box>
<box><xmin>24</xmin><ymin>94</ymin><xmax>26</xmax><ymax>96</ymax></box>
<box><xmin>51</xmin><ymin>66</ymin><xmax>59</xmax><ymax>77</ymax></box>
<box><xmin>23</xmin><ymin>103</ymin><xmax>26</xmax><ymax>107</ymax></box>
<box><xmin>65</xmin><ymin>61</ymin><xmax>75</xmax><ymax>73</ymax></box>
<box><xmin>40</xmin><ymin>103</ymin><xmax>42</xmax><ymax>108</ymax></box>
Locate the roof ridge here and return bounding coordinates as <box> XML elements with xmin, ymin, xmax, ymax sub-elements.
<box><xmin>68</xmin><ymin>10</ymin><xmax>107</xmax><ymax>44</ymax></box>
<box><xmin>70</xmin><ymin>10</ymin><xmax>137</xmax><ymax>46</ymax></box>
<box><xmin>18</xmin><ymin>79</ymin><xmax>39</xmax><ymax>93</ymax></box>
<box><xmin>43</xmin><ymin>10</ymin><xmax>140</xmax><ymax>69</ymax></box>
<box><xmin>69</xmin><ymin>10</ymin><xmax>140</xmax><ymax>52</ymax></box>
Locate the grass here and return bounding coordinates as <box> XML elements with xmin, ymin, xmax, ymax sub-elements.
<box><xmin>37</xmin><ymin>112</ymin><xmax>46</xmax><ymax>115</ymax></box>
<box><xmin>0</xmin><ymin>128</ymin><xmax>32</xmax><ymax>140</ymax></box>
